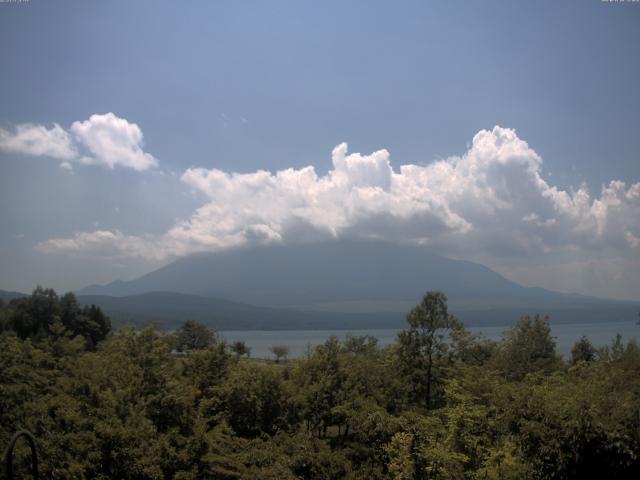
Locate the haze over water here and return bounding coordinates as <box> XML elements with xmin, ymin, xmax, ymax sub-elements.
<box><xmin>221</xmin><ymin>320</ymin><xmax>640</xmax><ymax>359</ymax></box>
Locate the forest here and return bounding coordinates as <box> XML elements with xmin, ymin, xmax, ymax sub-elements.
<box><xmin>1</xmin><ymin>287</ymin><xmax>639</xmax><ymax>479</ymax></box>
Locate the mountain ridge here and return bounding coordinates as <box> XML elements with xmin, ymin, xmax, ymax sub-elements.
<box><xmin>0</xmin><ymin>289</ymin><xmax>28</xmax><ymax>302</ymax></box>
<box><xmin>77</xmin><ymin>240</ymin><xmax>632</xmax><ymax>307</ymax></box>
<box><xmin>76</xmin><ymin>291</ymin><xmax>404</xmax><ymax>330</ymax></box>
<box><xmin>73</xmin><ymin>240</ymin><xmax>639</xmax><ymax>328</ymax></box>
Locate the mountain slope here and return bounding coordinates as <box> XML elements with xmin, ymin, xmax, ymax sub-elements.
<box><xmin>77</xmin><ymin>240</ymin><xmax>639</xmax><ymax>327</ymax></box>
<box><xmin>78</xmin><ymin>240</ymin><xmax>626</xmax><ymax>307</ymax></box>
<box><xmin>78</xmin><ymin>241</ymin><xmax>537</xmax><ymax>303</ymax></box>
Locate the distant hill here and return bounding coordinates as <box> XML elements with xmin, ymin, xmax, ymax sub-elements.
<box><xmin>76</xmin><ymin>290</ymin><xmax>639</xmax><ymax>331</ymax></box>
<box><xmin>77</xmin><ymin>291</ymin><xmax>403</xmax><ymax>331</ymax></box>
<box><xmin>75</xmin><ymin>240</ymin><xmax>640</xmax><ymax>328</ymax></box>
<box><xmin>0</xmin><ymin>289</ymin><xmax>28</xmax><ymax>303</ymax></box>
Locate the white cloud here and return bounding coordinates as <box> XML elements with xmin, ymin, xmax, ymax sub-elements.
<box><xmin>60</xmin><ymin>161</ymin><xmax>74</xmax><ymax>172</ymax></box>
<box><xmin>70</xmin><ymin>113</ymin><xmax>158</xmax><ymax>170</ymax></box>
<box><xmin>35</xmin><ymin>230</ymin><xmax>162</xmax><ymax>261</ymax></box>
<box><xmin>0</xmin><ymin>113</ymin><xmax>157</xmax><ymax>171</ymax></box>
<box><xmin>0</xmin><ymin>123</ymin><xmax>76</xmax><ymax>160</ymax></box>
<box><xmin>167</xmin><ymin>126</ymin><xmax>640</xmax><ymax>259</ymax></box>
<box><xmin>35</xmin><ymin>126</ymin><xmax>640</xmax><ymax>296</ymax></box>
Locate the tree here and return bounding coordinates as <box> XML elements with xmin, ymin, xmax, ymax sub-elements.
<box><xmin>174</xmin><ymin>320</ymin><xmax>214</xmax><ymax>351</ymax></box>
<box><xmin>60</xmin><ymin>294</ymin><xmax>111</xmax><ymax>349</ymax></box>
<box><xmin>385</xmin><ymin>413</ymin><xmax>469</xmax><ymax>479</ymax></box>
<box><xmin>450</xmin><ymin>322</ymin><xmax>496</xmax><ymax>366</ymax></box>
<box><xmin>230</xmin><ymin>340</ymin><xmax>251</xmax><ymax>357</ymax></box>
<box><xmin>497</xmin><ymin>315</ymin><xmax>562</xmax><ymax>381</ymax></box>
<box><xmin>184</xmin><ymin>342</ymin><xmax>232</xmax><ymax>395</ymax></box>
<box><xmin>343</xmin><ymin>334</ymin><xmax>379</xmax><ymax>355</ymax></box>
<box><xmin>3</xmin><ymin>288</ymin><xmax>111</xmax><ymax>349</ymax></box>
<box><xmin>209</xmin><ymin>362</ymin><xmax>295</xmax><ymax>437</ymax></box>
<box><xmin>7</xmin><ymin>286</ymin><xmax>59</xmax><ymax>339</ymax></box>
<box><xmin>397</xmin><ymin>291</ymin><xmax>458</xmax><ymax>408</ymax></box>
<box><xmin>611</xmin><ymin>333</ymin><xmax>625</xmax><ymax>360</ymax></box>
<box><xmin>0</xmin><ymin>298</ymin><xmax>7</xmax><ymax>333</ymax></box>
<box><xmin>571</xmin><ymin>336</ymin><xmax>597</xmax><ymax>364</ymax></box>
<box><xmin>271</xmin><ymin>345</ymin><xmax>290</xmax><ymax>363</ymax></box>
<box><xmin>294</xmin><ymin>337</ymin><xmax>346</xmax><ymax>438</ymax></box>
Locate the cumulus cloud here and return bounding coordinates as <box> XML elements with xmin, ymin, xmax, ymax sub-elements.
<box><xmin>0</xmin><ymin>123</ymin><xmax>77</xmax><ymax>160</ymax></box>
<box><xmin>157</xmin><ymin>126</ymin><xmax>638</xmax><ymax>260</ymax></box>
<box><xmin>0</xmin><ymin>113</ymin><xmax>157</xmax><ymax>171</ymax></box>
<box><xmin>70</xmin><ymin>113</ymin><xmax>158</xmax><ymax>170</ymax></box>
<box><xmin>36</xmin><ymin>126</ymin><xmax>640</xmax><ymax>278</ymax></box>
<box><xmin>173</xmin><ymin>141</ymin><xmax>471</xmax><ymax>254</ymax></box>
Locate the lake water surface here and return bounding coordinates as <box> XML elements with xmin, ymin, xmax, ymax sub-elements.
<box><xmin>220</xmin><ymin>321</ymin><xmax>640</xmax><ymax>359</ymax></box>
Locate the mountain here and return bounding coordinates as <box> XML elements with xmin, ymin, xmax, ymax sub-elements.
<box><xmin>77</xmin><ymin>240</ymin><xmax>639</xmax><ymax>327</ymax></box>
<box><xmin>76</xmin><ymin>240</ymin><xmax>532</xmax><ymax>302</ymax></box>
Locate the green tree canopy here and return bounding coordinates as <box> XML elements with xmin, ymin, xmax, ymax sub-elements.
<box><xmin>496</xmin><ymin>315</ymin><xmax>562</xmax><ymax>381</ymax></box>
<box><xmin>2</xmin><ymin>286</ymin><xmax>639</xmax><ymax>478</ymax></box>
<box><xmin>397</xmin><ymin>291</ymin><xmax>458</xmax><ymax>408</ymax></box>
<box><xmin>2</xmin><ymin>287</ymin><xmax>110</xmax><ymax>349</ymax></box>
<box><xmin>571</xmin><ymin>335</ymin><xmax>597</xmax><ymax>364</ymax></box>
<box><xmin>174</xmin><ymin>319</ymin><xmax>215</xmax><ymax>351</ymax></box>
<box><xmin>271</xmin><ymin>344</ymin><xmax>290</xmax><ymax>363</ymax></box>
<box><xmin>230</xmin><ymin>340</ymin><xmax>251</xmax><ymax>357</ymax></box>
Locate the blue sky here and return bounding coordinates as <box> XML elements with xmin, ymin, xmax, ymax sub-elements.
<box><xmin>1</xmin><ymin>0</ymin><xmax>639</xmax><ymax>299</ymax></box>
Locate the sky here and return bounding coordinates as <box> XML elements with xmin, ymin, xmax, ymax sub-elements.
<box><xmin>0</xmin><ymin>0</ymin><xmax>639</xmax><ymax>300</ymax></box>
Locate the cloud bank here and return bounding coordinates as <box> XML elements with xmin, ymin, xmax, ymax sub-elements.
<box><xmin>0</xmin><ymin>113</ymin><xmax>157</xmax><ymax>171</ymax></box>
<box><xmin>35</xmin><ymin>127</ymin><xmax>640</xmax><ymax>274</ymax></box>
<box><xmin>35</xmin><ymin>230</ymin><xmax>164</xmax><ymax>261</ymax></box>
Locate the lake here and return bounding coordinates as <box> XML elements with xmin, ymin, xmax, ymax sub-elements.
<box><xmin>220</xmin><ymin>321</ymin><xmax>640</xmax><ymax>359</ymax></box>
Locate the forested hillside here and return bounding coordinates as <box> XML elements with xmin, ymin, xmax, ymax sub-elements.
<box><xmin>1</xmin><ymin>288</ymin><xmax>639</xmax><ymax>479</ymax></box>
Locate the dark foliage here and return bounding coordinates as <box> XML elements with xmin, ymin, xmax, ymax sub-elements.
<box><xmin>1</xmin><ymin>286</ymin><xmax>110</xmax><ymax>349</ymax></box>
<box><xmin>1</xmin><ymin>289</ymin><xmax>639</xmax><ymax>479</ymax></box>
